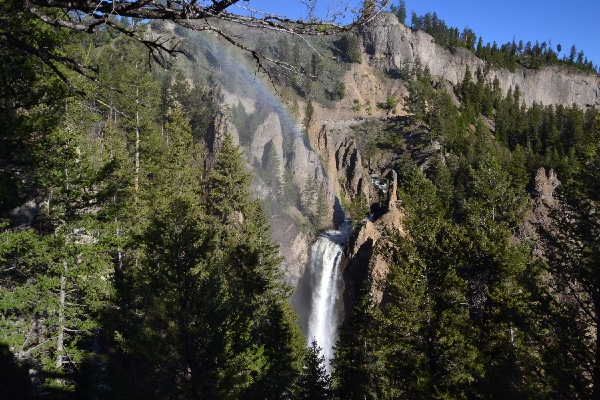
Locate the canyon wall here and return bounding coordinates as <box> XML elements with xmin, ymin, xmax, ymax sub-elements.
<box><xmin>208</xmin><ymin>13</ymin><xmax>600</xmax><ymax>286</ymax></box>
<box><xmin>360</xmin><ymin>13</ymin><xmax>600</xmax><ymax>109</ymax></box>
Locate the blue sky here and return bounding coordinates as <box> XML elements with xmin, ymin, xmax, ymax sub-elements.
<box><xmin>405</xmin><ymin>0</ymin><xmax>600</xmax><ymax>69</ymax></box>
<box><xmin>233</xmin><ymin>0</ymin><xmax>600</xmax><ymax>68</ymax></box>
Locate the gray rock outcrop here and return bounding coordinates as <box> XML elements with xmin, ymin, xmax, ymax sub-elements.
<box><xmin>212</xmin><ymin>106</ymin><xmax>239</xmax><ymax>151</ymax></box>
<box><xmin>533</xmin><ymin>167</ymin><xmax>561</xmax><ymax>204</ymax></box>
<box><xmin>361</xmin><ymin>13</ymin><xmax>600</xmax><ymax>109</ymax></box>
<box><xmin>335</xmin><ymin>136</ymin><xmax>366</xmax><ymax>199</ymax></box>
<box><xmin>250</xmin><ymin>112</ymin><xmax>285</xmax><ymax>183</ymax></box>
<box><xmin>315</xmin><ymin>123</ymin><xmax>372</xmax><ymax>216</ymax></box>
<box><xmin>342</xmin><ymin>171</ymin><xmax>404</xmax><ymax>318</ymax></box>
<box><xmin>9</xmin><ymin>200</ymin><xmax>37</xmax><ymax>228</ymax></box>
<box><xmin>517</xmin><ymin>167</ymin><xmax>561</xmax><ymax>257</ymax></box>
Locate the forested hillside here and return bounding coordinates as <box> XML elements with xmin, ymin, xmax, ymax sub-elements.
<box><xmin>1</xmin><ymin>1</ymin><xmax>600</xmax><ymax>399</ymax></box>
<box><xmin>398</xmin><ymin>5</ymin><xmax>599</xmax><ymax>73</ymax></box>
<box><xmin>0</xmin><ymin>11</ymin><xmax>309</xmax><ymax>399</ymax></box>
<box><xmin>335</xmin><ymin>60</ymin><xmax>600</xmax><ymax>399</ymax></box>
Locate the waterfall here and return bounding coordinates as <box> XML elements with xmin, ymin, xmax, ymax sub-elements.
<box><xmin>306</xmin><ymin>226</ymin><xmax>348</xmax><ymax>373</ymax></box>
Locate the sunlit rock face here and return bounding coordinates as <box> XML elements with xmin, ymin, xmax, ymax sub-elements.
<box><xmin>249</xmin><ymin>112</ymin><xmax>285</xmax><ymax>184</ymax></box>
<box><xmin>206</xmin><ymin>12</ymin><xmax>598</xmax><ymax>334</ymax></box>
<box><xmin>516</xmin><ymin>167</ymin><xmax>561</xmax><ymax>258</ymax></box>
<box><xmin>217</xmin><ymin>90</ymin><xmax>341</xmax><ymax>287</ymax></box>
<box><xmin>361</xmin><ymin>12</ymin><xmax>600</xmax><ymax>109</ymax></box>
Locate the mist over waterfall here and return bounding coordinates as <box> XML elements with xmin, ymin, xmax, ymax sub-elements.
<box><xmin>305</xmin><ymin>225</ymin><xmax>349</xmax><ymax>372</ymax></box>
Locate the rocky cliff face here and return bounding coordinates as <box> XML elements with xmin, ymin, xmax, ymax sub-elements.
<box><xmin>212</xmin><ymin>106</ymin><xmax>240</xmax><ymax>150</ymax></box>
<box><xmin>207</xmin><ymin>13</ymin><xmax>597</xmax><ymax>294</ymax></box>
<box><xmin>216</xmin><ymin>93</ymin><xmax>350</xmax><ymax>286</ymax></box>
<box><xmin>360</xmin><ymin>13</ymin><xmax>600</xmax><ymax>109</ymax></box>
<box><xmin>249</xmin><ymin>112</ymin><xmax>285</xmax><ymax>184</ymax></box>
<box><xmin>517</xmin><ymin>167</ymin><xmax>561</xmax><ymax>257</ymax></box>
<box><xmin>316</xmin><ymin>122</ymin><xmax>371</xmax><ymax>205</ymax></box>
<box><xmin>341</xmin><ymin>170</ymin><xmax>404</xmax><ymax>320</ymax></box>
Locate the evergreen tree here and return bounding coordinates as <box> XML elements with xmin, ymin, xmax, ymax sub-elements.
<box><xmin>338</xmin><ymin>34</ymin><xmax>362</xmax><ymax>64</ymax></box>
<box><xmin>303</xmin><ymin>175</ymin><xmax>317</xmax><ymax>214</ymax></box>
<box><xmin>107</xmin><ymin>115</ymin><xmax>305</xmax><ymax>399</ymax></box>
<box><xmin>207</xmin><ymin>133</ymin><xmax>305</xmax><ymax>398</ymax></box>
<box><xmin>390</xmin><ymin>0</ymin><xmax>407</xmax><ymax>24</ymax></box>
<box><xmin>311</xmin><ymin>52</ymin><xmax>324</xmax><ymax>78</ymax></box>
<box><xmin>316</xmin><ymin>185</ymin><xmax>329</xmax><ymax>230</ymax></box>
<box><xmin>411</xmin><ymin>11</ymin><xmax>421</xmax><ymax>30</ymax></box>
<box><xmin>539</xmin><ymin>131</ymin><xmax>600</xmax><ymax>398</ymax></box>
<box><xmin>332</xmin><ymin>290</ymin><xmax>385</xmax><ymax>400</ymax></box>
<box><xmin>404</xmin><ymin>60</ymin><xmax>433</xmax><ymax>123</ymax></box>
<box><xmin>462</xmin><ymin>157</ymin><xmax>547</xmax><ymax>398</ymax></box>
<box><xmin>346</xmin><ymin>192</ymin><xmax>370</xmax><ymax>231</ymax></box>
<box><xmin>295</xmin><ymin>341</ymin><xmax>332</xmax><ymax>400</ymax></box>
<box><xmin>207</xmin><ymin>133</ymin><xmax>252</xmax><ymax>223</ymax></box>
<box><xmin>127</xmin><ymin>192</ymin><xmax>217</xmax><ymax>398</ymax></box>
<box><xmin>304</xmin><ymin>99</ymin><xmax>314</xmax><ymax>129</ymax></box>
<box><xmin>377</xmin><ymin>168</ymin><xmax>481</xmax><ymax>398</ymax></box>
<box><xmin>0</xmin><ymin>124</ymin><xmax>114</xmax><ymax>394</ymax></box>
<box><xmin>163</xmin><ymin>71</ymin><xmax>219</xmax><ymax>145</ymax></box>
<box><xmin>263</xmin><ymin>141</ymin><xmax>283</xmax><ymax>195</ymax></box>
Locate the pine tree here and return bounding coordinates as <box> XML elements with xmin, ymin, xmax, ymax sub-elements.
<box><xmin>339</xmin><ymin>34</ymin><xmax>362</xmax><ymax>64</ymax></box>
<box><xmin>315</xmin><ymin>185</ymin><xmax>329</xmax><ymax>230</ymax></box>
<box><xmin>295</xmin><ymin>341</ymin><xmax>331</xmax><ymax>399</ymax></box>
<box><xmin>303</xmin><ymin>175</ymin><xmax>317</xmax><ymax>214</ymax></box>
<box><xmin>404</xmin><ymin>61</ymin><xmax>433</xmax><ymax>123</ymax></box>
<box><xmin>332</xmin><ymin>290</ymin><xmax>385</xmax><ymax>400</ymax></box>
<box><xmin>107</xmin><ymin>111</ymin><xmax>229</xmax><ymax>398</ymax></box>
<box><xmin>390</xmin><ymin>0</ymin><xmax>407</xmax><ymax>25</ymax></box>
<box><xmin>207</xmin><ymin>133</ymin><xmax>252</xmax><ymax>223</ymax></box>
<box><xmin>0</xmin><ymin>125</ymin><xmax>113</xmax><ymax>394</ymax></box>
<box><xmin>462</xmin><ymin>157</ymin><xmax>547</xmax><ymax>397</ymax></box>
<box><xmin>130</xmin><ymin>192</ymin><xmax>219</xmax><ymax>398</ymax></box>
<box><xmin>377</xmin><ymin>168</ymin><xmax>481</xmax><ymax>398</ymax></box>
<box><xmin>539</xmin><ymin>133</ymin><xmax>600</xmax><ymax>398</ymax></box>
<box><xmin>263</xmin><ymin>141</ymin><xmax>283</xmax><ymax>196</ymax></box>
<box><xmin>91</xmin><ymin>95</ymin><xmax>305</xmax><ymax>399</ymax></box>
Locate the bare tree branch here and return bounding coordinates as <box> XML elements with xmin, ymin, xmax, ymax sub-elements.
<box><xmin>24</xmin><ymin>0</ymin><xmax>390</xmax><ymax>36</ymax></box>
<box><xmin>6</xmin><ymin>0</ymin><xmax>389</xmax><ymax>96</ymax></box>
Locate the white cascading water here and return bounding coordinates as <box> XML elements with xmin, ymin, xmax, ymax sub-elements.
<box><xmin>306</xmin><ymin>227</ymin><xmax>348</xmax><ymax>373</ymax></box>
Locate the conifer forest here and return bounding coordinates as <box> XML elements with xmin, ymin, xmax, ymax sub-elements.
<box><xmin>1</xmin><ymin>1</ymin><xmax>600</xmax><ymax>399</ymax></box>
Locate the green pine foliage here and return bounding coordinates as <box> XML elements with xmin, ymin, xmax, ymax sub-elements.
<box><xmin>410</xmin><ymin>10</ymin><xmax>598</xmax><ymax>73</ymax></box>
<box><xmin>0</xmin><ymin>21</ymin><xmax>308</xmax><ymax>399</ymax></box>
<box><xmin>295</xmin><ymin>340</ymin><xmax>332</xmax><ymax>399</ymax></box>
<box><xmin>2</xmin><ymin>4</ymin><xmax>600</xmax><ymax>399</ymax></box>
<box><xmin>335</xmin><ymin>53</ymin><xmax>600</xmax><ymax>398</ymax></box>
<box><xmin>332</xmin><ymin>290</ymin><xmax>386</xmax><ymax>399</ymax></box>
<box><xmin>403</xmin><ymin>60</ymin><xmax>435</xmax><ymax>123</ymax></box>
<box><xmin>390</xmin><ymin>0</ymin><xmax>407</xmax><ymax>25</ymax></box>
<box><xmin>338</xmin><ymin>33</ymin><xmax>362</xmax><ymax>64</ymax></box>
<box><xmin>207</xmin><ymin>133</ymin><xmax>252</xmax><ymax>223</ymax></box>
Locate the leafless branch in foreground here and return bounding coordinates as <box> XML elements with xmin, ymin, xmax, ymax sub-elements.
<box><xmin>8</xmin><ymin>0</ymin><xmax>389</xmax><ymax>94</ymax></box>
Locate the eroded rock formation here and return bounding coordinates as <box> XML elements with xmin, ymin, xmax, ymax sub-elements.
<box><xmin>361</xmin><ymin>13</ymin><xmax>600</xmax><ymax>109</ymax></box>
<box><xmin>518</xmin><ymin>167</ymin><xmax>561</xmax><ymax>257</ymax></box>
<box><xmin>341</xmin><ymin>170</ymin><xmax>405</xmax><ymax>319</ymax></box>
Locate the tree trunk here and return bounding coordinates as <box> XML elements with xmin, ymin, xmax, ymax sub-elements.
<box><xmin>594</xmin><ymin>290</ymin><xmax>600</xmax><ymax>400</ymax></box>
<box><xmin>594</xmin><ymin>314</ymin><xmax>600</xmax><ymax>399</ymax></box>
<box><xmin>594</xmin><ymin>251</ymin><xmax>600</xmax><ymax>400</ymax></box>
<box><xmin>55</xmin><ymin>261</ymin><xmax>67</xmax><ymax>369</ymax></box>
<box><xmin>116</xmin><ymin>215</ymin><xmax>123</xmax><ymax>275</ymax></box>
<box><xmin>134</xmin><ymin>85</ymin><xmax>140</xmax><ymax>194</ymax></box>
